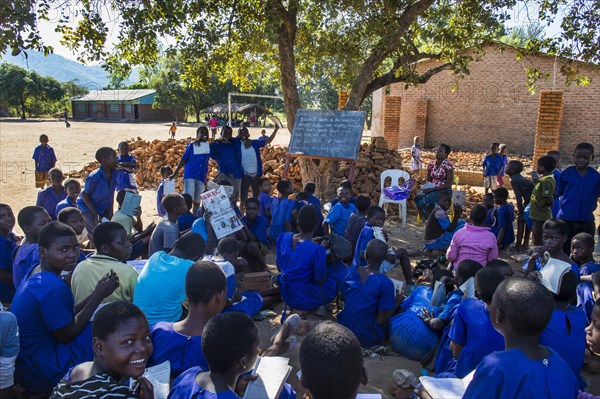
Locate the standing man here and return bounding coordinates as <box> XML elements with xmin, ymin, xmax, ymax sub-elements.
<box><xmin>210</xmin><ymin>126</ymin><xmax>243</xmax><ymax>203</ymax></box>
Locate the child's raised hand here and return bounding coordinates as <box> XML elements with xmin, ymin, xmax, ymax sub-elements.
<box><xmin>133</xmin><ymin>206</ymin><xmax>142</xmax><ymax>217</ymax></box>
<box><xmin>94</xmin><ymin>270</ymin><xmax>119</xmax><ymax>299</ymax></box>
<box><xmin>135</xmin><ymin>376</ymin><xmax>154</xmax><ymax>399</ymax></box>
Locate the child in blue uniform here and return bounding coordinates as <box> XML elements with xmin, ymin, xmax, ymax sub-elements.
<box><xmin>448</xmin><ymin>267</ymin><xmax>505</xmax><ymax>378</ymax></box>
<box><xmin>168</xmin><ymin>312</ymin><xmax>295</xmax><ymax>399</ymax></box>
<box><xmin>177</xmin><ymin>193</ymin><xmax>197</xmax><ymax>231</ymax></box>
<box><xmin>540</xmin><ymin>270</ymin><xmax>586</xmax><ymax>386</ymax></box>
<box><xmin>116</xmin><ymin>141</ymin><xmax>138</xmax><ymax>192</ymax></box>
<box><xmin>299</xmin><ymin>322</ymin><xmax>367</xmax><ymax>399</ymax></box>
<box><xmin>268</xmin><ymin>180</ymin><xmax>295</xmax><ymax>242</ymax></box>
<box><xmin>462</xmin><ymin>278</ymin><xmax>578</xmax><ymax>399</ymax></box>
<box><xmin>324</xmin><ymin>186</ymin><xmax>357</xmax><ymax>236</ymax></box>
<box><xmin>338</xmin><ymin>239</ymin><xmax>400</xmax><ymax>347</ymax></box>
<box><xmin>572</xmin><ymin>233</ymin><xmax>600</xmax><ymax>322</ymax></box>
<box><xmin>12</xmin><ymin>206</ymin><xmax>50</xmax><ymax>289</ymax></box>
<box><xmin>57</xmin><ymin>207</ymin><xmax>92</xmax><ymax>264</ymax></box>
<box><xmin>0</xmin><ymin>204</ymin><xmax>18</xmax><ymax>305</ymax></box>
<box><xmin>50</xmin><ymin>302</ymin><xmax>154</xmax><ymax>399</ymax></box>
<box><xmin>150</xmin><ymin>261</ymin><xmax>226</xmax><ymax>379</ymax></box>
<box><xmin>482</xmin><ymin>142</ymin><xmax>503</xmax><ymax>194</ymax></box>
<box><xmin>276</xmin><ymin>205</ymin><xmax>336</xmax><ymax>312</ymax></box>
<box><xmin>423</xmin><ymin>191</ymin><xmax>464</xmax><ymax>252</ymax></box>
<box><xmin>304</xmin><ymin>182</ymin><xmax>325</xmax><ymax>236</ymax></box>
<box><xmin>490</xmin><ymin>187</ymin><xmax>515</xmax><ymax>249</ymax></box>
<box><xmin>156</xmin><ymin>166</ymin><xmax>173</xmax><ymax>218</ymax></box>
<box><xmin>546</xmin><ymin>150</ymin><xmax>562</xmax><ymax>218</ymax></box>
<box><xmin>10</xmin><ymin>222</ymin><xmax>119</xmax><ymax>394</ymax></box>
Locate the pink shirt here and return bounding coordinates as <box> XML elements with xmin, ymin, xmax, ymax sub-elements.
<box><xmin>209</xmin><ymin>117</ymin><xmax>218</xmax><ymax>128</ymax></box>
<box><xmin>446</xmin><ymin>223</ymin><xmax>498</xmax><ymax>269</ymax></box>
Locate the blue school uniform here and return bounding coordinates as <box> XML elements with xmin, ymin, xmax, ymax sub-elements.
<box><xmin>401</xmin><ymin>285</ymin><xmax>436</xmax><ymax>314</ymax></box>
<box><xmin>490</xmin><ymin>203</ymin><xmax>515</xmax><ymax>247</ymax></box>
<box><xmin>326</xmin><ymin>260</ymin><xmax>348</xmax><ymax>294</ymax></box>
<box><xmin>424</xmin><ymin>206</ymin><xmax>465</xmax><ymax>251</ymax></box>
<box><xmin>331</xmin><ymin>196</ymin><xmax>357</xmax><ymax>207</ymax></box>
<box><xmin>431</xmin><ymin>289</ymin><xmax>464</xmax><ymax>375</ymax></box>
<box><xmin>325</xmin><ymin>202</ymin><xmax>357</xmax><ymax>236</ymax></box>
<box><xmin>12</xmin><ymin>242</ymin><xmax>38</xmax><ymax>289</ymax></box>
<box><xmin>150</xmin><ymin>321</ymin><xmax>207</xmax><ymax>379</ymax></box>
<box><xmin>76</xmin><ymin>167</ymin><xmax>118</xmax><ymax>216</ymax></box>
<box><xmin>32</xmin><ymin>144</ymin><xmax>57</xmax><ymax>172</ymax></box>
<box><xmin>55</xmin><ymin>196</ymin><xmax>77</xmax><ymax>216</ymax></box>
<box><xmin>157</xmin><ymin>180</ymin><xmax>167</xmax><ymax>217</ymax></box>
<box><xmin>36</xmin><ymin>186</ymin><xmax>67</xmax><ymax>220</ymax></box>
<box><xmin>484</xmin><ymin>206</ymin><xmax>495</xmax><ymax>227</ymax></box>
<box><xmin>557</xmin><ymin>166</ymin><xmax>600</xmax><ymax>222</ymax></box>
<box><xmin>0</xmin><ymin>233</ymin><xmax>18</xmax><ymax>303</ymax></box>
<box><xmin>353</xmin><ymin>222</ymin><xmax>375</xmax><ymax>267</ymax></box>
<box><xmin>463</xmin><ymin>348</ymin><xmax>578</xmax><ymax>399</ymax></box>
<box><xmin>482</xmin><ymin>154</ymin><xmax>504</xmax><ymax>177</ymax></box>
<box><xmin>276</xmin><ymin>232</ymin><xmax>336</xmax><ymax>310</ymax></box>
<box><xmin>577</xmin><ymin>262</ymin><xmax>600</xmax><ymax>323</ymax></box>
<box><xmin>307</xmin><ymin>193</ymin><xmax>325</xmax><ymax>236</ymax></box>
<box><xmin>210</xmin><ymin>139</ymin><xmax>243</xmax><ymax>178</ymax></box>
<box><xmin>182</xmin><ymin>142</ymin><xmax>211</xmax><ymax>182</ymax></box>
<box><xmin>551</xmin><ymin>169</ymin><xmax>561</xmax><ymax>218</ymax></box>
<box><xmin>178</xmin><ymin>212</ymin><xmax>196</xmax><ymax>231</ymax></box>
<box><xmin>258</xmin><ymin>192</ymin><xmax>273</xmax><ymax>224</ymax></box>
<box><xmin>242</xmin><ymin>215</ymin><xmax>269</xmax><ymax>247</ymax></box>
<box><xmin>10</xmin><ymin>271</ymin><xmax>93</xmax><ymax>393</ymax></box>
<box><xmin>448</xmin><ymin>298</ymin><xmax>504</xmax><ymax>378</ymax></box>
<box><xmin>268</xmin><ymin>197</ymin><xmax>295</xmax><ymax>241</ymax></box>
<box><xmin>338</xmin><ymin>266</ymin><xmax>396</xmax><ymax>347</ymax></box>
<box><xmin>540</xmin><ymin>306</ymin><xmax>586</xmax><ymax>382</ymax></box>
<box><xmin>116</xmin><ymin>154</ymin><xmax>137</xmax><ymax>191</ymax></box>
<box><xmin>169</xmin><ymin>366</ymin><xmax>296</xmax><ymax>399</ymax></box>
<box><xmin>191</xmin><ymin>217</ymin><xmax>209</xmax><ymax>242</ymax></box>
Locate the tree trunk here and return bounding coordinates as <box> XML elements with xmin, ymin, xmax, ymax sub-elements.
<box><xmin>276</xmin><ymin>0</ymin><xmax>300</xmax><ymax>130</ymax></box>
<box><xmin>20</xmin><ymin>102</ymin><xmax>26</xmax><ymax>119</ymax></box>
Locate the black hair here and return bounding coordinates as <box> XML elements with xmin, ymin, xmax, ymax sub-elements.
<box><xmin>456</xmin><ymin>260</ymin><xmax>483</xmax><ymax>286</ymax></box>
<box><xmin>433</xmin><ymin>268</ymin><xmax>455</xmax><ymax>292</ymax></box>
<box><xmin>339</xmin><ymin>179</ymin><xmax>352</xmax><ymax>190</ymax></box>
<box><xmin>93</xmin><ymin>222</ymin><xmax>127</xmax><ymax>249</ymax></box>
<box><xmin>572</xmin><ymin>232</ymin><xmax>595</xmax><ymax>249</ymax></box>
<box><xmin>0</xmin><ymin>203</ymin><xmax>10</xmax><ymax>213</ymax></box>
<box><xmin>116</xmin><ymin>189</ymin><xmax>136</xmax><ymax>206</ymax></box>
<box><xmin>367</xmin><ymin>205</ymin><xmax>385</xmax><ymax>219</ymax></box>
<box><xmin>63</xmin><ymin>178</ymin><xmax>81</xmax><ymax>190</ymax></box>
<box><xmin>202</xmin><ymin>312</ymin><xmax>258</xmax><ymax>374</ymax></box>
<box><xmin>304</xmin><ymin>182</ymin><xmax>316</xmax><ymax>194</ymax></box>
<box><xmin>491</xmin><ymin>142</ymin><xmax>499</xmax><ymax>148</ymax></box>
<box><xmin>438</xmin><ymin>190</ymin><xmax>451</xmax><ymax>201</ymax></box>
<box><xmin>507</xmin><ymin>160</ymin><xmax>524</xmax><ymax>174</ymax></box>
<box><xmin>245</xmin><ymin>197</ymin><xmax>260</xmax><ymax>208</ymax></box>
<box><xmin>474</xmin><ymin>267</ymin><xmax>504</xmax><ymax>304</ymax></box>
<box><xmin>537</xmin><ymin>155</ymin><xmax>557</xmax><ymax>172</ymax></box>
<box><xmin>574</xmin><ymin>142</ymin><xmax>594</xmax><ymax>156</ymax></box>
<box><xmin>95</xmin><ymin>147</ymin><xmax>117</xmax><ymax>163</ymax></box>
<box><xmin>470</xmin><ymin>205</ymin><xmax>487</xmax><ymax>226</ymax></box>
<box><xmin>92</xmin><ymin>301</ymin><xmax>147</xmax><ymax>340</ymax></box>
<box><xmin>276</xmin><ymin>179</ymin><xmax>291</xmax><ymax>194</ymax></box>
<box><xmin>554</xmin><ymin>270</ymin><xmax>578</xmax><ymax>303</ymax></box>
<box><xmin>298</xmin><ymin>204</ymin><xmax>319</xmax><ymax>233</ymax></box>
<box><xmin>356</xmin><ymin>195</ymin><xmax>371</xmax><ymax>213</ymax></box>
<box><xmin>543</xmin><ymin>218</ymin><xmax>567</xmax><ymax>236</ymax></box>
<box><xmin>39</xmin><ymin>134</ymin><xmax>49</xmax><ymax>141</ymax></box>
<box><xmin>182</xmin><ymin>193</ymin><xmax>193</xmax><ymax>210</ymax></box>
<box><xmin>484</xmin><ymin>193</ymin><xmax>493</xmax><ymax>200</ymax></box>
<box><xmin>296</xmin><ymin>191</ymin><xmax>309</xmax><ymax>201</ymax></box>
<box><xmin>494</xmin><ymin>187</ymin><xmax>509</xmax><ymax>201</ymax></box>
<box><xmin>38</xmin><ymin>221</ymin><xmax>76</xmax><ymax>249</ymax></box>
<box><xmin>162</xmin><ymin>193</ymin><xmax>184</xmax><ymax>213</ymax></box>
<box><xmin>299</xmin><ymin>321</ymin><xmax>363</xmax><ymax>399</ymax></box>
<box><xmin>486</xmin><ymin>259</ymin><xmax>511</xmax><ymax>271</ymax></box>
<box><xmin>197</xmin><ymin>126</ymin><xmax>209</xmax><ymax>136</ymax></box>
<box><xmin>160</xmin><ymin>165</ymin><xmax>173</xmax><ymax>175</ymax></box>
<box><xmin>57</xmin><ymin>207</ymin><xmax>82</xmax><ymax>224</ymax></box>
<box><xmin>439</xmin><ymin>143</ymin><xmax>451</xmax><ymax>156</ymax></box>
<box><xmin>186</xmin><ymin>261</ymin><xmax>226</xmax><ymax>304</ymax></box>
<box><xmin>494</xmin><ymin>277</ymin><xmax>553</xmax><ymax>336</ymax></box>
<box><xmin>218</xmin><ymin>237</ymin><xmax>239</xmax><ymax>255</ymax></box>
<box><xmin>118</xmin><ymin>141</ymin><xmax>129</xmax><ymax>149</ymax></box>
<box><xmin>365</xmin><ymin>239</ymin><xmax>388</xmax><ymax>266</ymax></box>
<box><xmin>546</xmin><ymin>150</ymin><xmax>561</xmax><ymax>158</ymax></box>
<box><xmin>173</xmin><ymin>232</ymin><xmax>205</xmax><ymax>260</ymax></box>
<box><xmin>260</xmin><ymin>177</ymin><xmax>271</xmax><ymax>186</ymax></box>
<box><xmin>48</xmin><ymin>167</ymin><xmax>63</xmax><ymax>180</ymax></box>
<box><xmin>17</xmin><ymin>206</ymin><xmax>48</xmax><ymax>229</ymax></box>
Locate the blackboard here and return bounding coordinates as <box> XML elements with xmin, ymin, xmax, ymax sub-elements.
<box><xmin>288</xmin><ymin>109</ymin><xmax>365</xmax><ymax>160</ymax></box>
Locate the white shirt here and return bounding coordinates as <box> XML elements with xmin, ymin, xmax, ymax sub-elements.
<box><xmin>240</xmin><ymin>144</ymin><xmax>258</xmax><ymax>174</ymax></box>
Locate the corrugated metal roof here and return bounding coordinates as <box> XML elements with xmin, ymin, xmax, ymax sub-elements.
<box><xmin>71</xmin><ymin>89</ymin><xmax>156</xmax><ymax>102</ymax></box>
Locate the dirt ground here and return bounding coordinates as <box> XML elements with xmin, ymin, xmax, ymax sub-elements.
<box><xmin>1</xmin><ymin>119</ymin><xmax>599</xmax><ymax>397</ymax></box>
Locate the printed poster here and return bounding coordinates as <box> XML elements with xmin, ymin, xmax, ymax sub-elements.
<box><xmin>201</xmin><ymin>186</ymin><xmax>243</xmax><ymax>239</ymax></box>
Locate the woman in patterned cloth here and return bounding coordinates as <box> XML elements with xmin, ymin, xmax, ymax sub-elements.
<box><xmin>415</xmin><ymin>144</ymin><xmax>454</xmax><ymax>219</ymax></box>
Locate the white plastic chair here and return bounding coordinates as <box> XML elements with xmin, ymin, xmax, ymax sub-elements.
<box><xmin>378</xmin><ymin>169</ymin><xmax>410</xmax><ymax>228</ymax></box>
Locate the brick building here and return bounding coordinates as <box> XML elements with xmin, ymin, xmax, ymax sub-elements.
<box><xmin>371</xmin><ymin>44</ymin><xmax>600</xmax><ymax>156</ymax></box>
<box><xmin>71</xmin><ymin>90</ymin><xmax>184</xmax><ymax>122</ymax></box>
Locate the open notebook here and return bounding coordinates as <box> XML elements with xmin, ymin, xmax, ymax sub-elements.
<box><xmin>129</xmin><ymin>360</ymin><xmax>170</xmax><ymax>399</ymax></box>
<box><xmin>419</xmin><ymin>370</ymin><xmax>475</xmax><ymax>399</ymax></box>
<box><xmin>243</xmin><ymin>356</ymin><xmax>292</xmax><ymax>399</ymax></box>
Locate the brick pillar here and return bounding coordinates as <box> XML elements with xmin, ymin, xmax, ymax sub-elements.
<box><xmin>371</xmin><ymin>88</ymin><xmax>385</xmax><ymax>137</ymax></box>
<box><xmin>533</xmin><ymin>91</ymin><xmax>563</xmax><ymax>161</ymax></box>
<box><xmin>398</xmin><ymin>99</ymin><xmax>428</xmax><ymax>148</ymax></box>
<box><xmin>383</xmin><ymin>96</ymin><xmax>402</xmax><ymax>149</ymax></box>
<box><xmin>338</xmin><ymin>90</ymin><xmax>349</xmax><ymax>110</ymax></box>
<box><xmin>416</xmin><ymin>99</ymin><xmax>428</xmax><ymax>147</ymax></box>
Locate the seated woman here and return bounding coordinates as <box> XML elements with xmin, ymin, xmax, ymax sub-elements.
<box><xmin>415</xmin><ymin>144</ymin><xmax>454</xmax><ymax>220</ymax></box>
<box><xmin>276</xmin><ymin>205</ymin><xmax>336</xmax><ymax>314</ymax></box>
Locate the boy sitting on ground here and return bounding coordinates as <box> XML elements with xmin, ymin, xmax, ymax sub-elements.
<box><xmin>36</xmin><ymin>167</ymin><xmax>66</xmax><ymax>220</ymax></box>
<box><xmin>490</xmin><ymin>187</ymin><xmax>515</xmax><ymax>250</ymax></box>
<box><xmin>57</xmin><ymin>207</ymin><xmax>92</xmax><ymax>264</ymax></box>
<box><xmin>324</xmin><ymin>186</ymin><xmax>357</xmax><ymax>237</ymax></box>
<box><xmin>112</xmin><ymin>189</ymin><xmax>156</xmax><ymax>260</ymax></box>
<box><xmin>149</xmin><ymin>193</ymin><xmax>188</xmax><ymax>256</ymax></box>
<box><xmin>240</xmin><ymin>197</ymin><xmax>269</xmax><ymax>272</ymax></box>
<box><xmin>423</xmin><ymin>190</ymin><xmax>464</xmax><ymax>254</ymax></box>
<box><xmin>55</xmin><ymin>178</ymin><xmax>81</xmax><ymax>215</ymax></box>
<box><xmin>344</xmin><ymin>194</ymin><xmax>371</xmax><ymax>255</ymax></box>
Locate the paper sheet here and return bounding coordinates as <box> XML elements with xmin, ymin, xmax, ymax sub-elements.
<box><xmin>459</xmin><ymin>277</ymin><xmax>475</xmax><ymax>299</ymax></box>
<box><xmin>243</xmin><ymin>356</ymin><xmax>292</xmax><ymax>399</ymax></box>
<box><xmin>121</xmin><ymin>191</ymin><xmax>142</xmax><ymax>217</ymax></box>
<box><xmin>129</xmin><ymin>360</ymin><xmax>170</xmax><ymax>399</ymax></box>
<box><xmin>419</xmin><ymin>370</ymin><xmax>474</xmax><ymax>399</ymax></box>
<box><xmin>356</xmin><ymin>395</ymin><xmax>382</xmax><ymax>399</ymax></box>
<box><xmin>163</xmin><ymin>179</ymin><xmax>176</xmax><ymax>195</ymax></box>
<box><xmin>192</xmin><ymin>142</ymin><xmax>210</xmax><ymax>155</ymax></box>
<box><xmin>389</xmin><ymin>278</ymin><xmax>404</xmax><ymax>297</ymax></box>
<box><xmin>540</xmin><ymin>257</ymin><xmax>572</xmax><ymax>294</ymax></box>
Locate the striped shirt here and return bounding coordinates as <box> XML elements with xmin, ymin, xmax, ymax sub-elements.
<box><xmin>50</xmin><ymin>373</ymin><xmax>137</xmax><ymax>398</ymax></box>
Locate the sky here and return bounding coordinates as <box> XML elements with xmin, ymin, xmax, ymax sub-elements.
<box><xmin>36</xmin><ymin>2</ymin><xmax>565</xmax><ymax>62</ymax></box>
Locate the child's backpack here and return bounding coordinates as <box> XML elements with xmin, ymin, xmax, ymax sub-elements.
<box><xmin>325</xmin><ymin>234</ymin><xmax>353</xmax><ymax>263</ymax></box>
<box><xmin>384</xmin><ymin>178</ymin><xmax>415</xmax><ymax>201</ymax></box>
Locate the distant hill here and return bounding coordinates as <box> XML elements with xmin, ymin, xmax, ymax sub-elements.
<box><xmin>0</xmin><ymin>51</ymin><xmax>139</xmax><ymax>89</ymax></box>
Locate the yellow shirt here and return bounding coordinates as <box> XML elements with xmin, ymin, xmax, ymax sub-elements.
<box><xmin>71</xmin><ymin>254</ymin><xmax>138</xmax><ymax>304</ymax></box>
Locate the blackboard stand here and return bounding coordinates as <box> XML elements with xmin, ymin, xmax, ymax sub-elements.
<box><xmin>283</xmin><ymin>154</ymin><xmax>357</xmax><ymax>184</ymax></box>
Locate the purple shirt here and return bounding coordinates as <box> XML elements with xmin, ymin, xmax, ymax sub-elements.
<box><xmin>36</xmin><ymin>186</ymin><xmax>67</xmax><ymax>220</ymax></box>
<box><xmin>76</xmin><ymin>168</ymin><xmax>118</xmax><ymax>216</ymax></box>
<box><xmin>446</xmin><ymin>223</ymin><xmax>498</xmax><ymax>269</ymax></box>
<box><xmin>32</xmin><ymin>145</ymin><xmax>57</xmax><ymax>172</ymax></box>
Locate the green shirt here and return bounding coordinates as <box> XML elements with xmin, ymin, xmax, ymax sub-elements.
<box><xmin>529</xmin><ymin>175</ymin><xmax>556</xmax><ymax>221</ymax></box>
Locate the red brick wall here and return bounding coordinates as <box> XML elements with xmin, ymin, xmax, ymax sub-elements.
<box><xmin>387</xmin><ymin>44</ymin><xmax>600</xmax><ymax>155</ymax></box>
<box><xmin>534</xmin><ymin>91</ymin><xmax>563</xmax><ymax>161</ymax></box>
<box><xmin>383</xmin><ymin>96</ymin><xmax>402</xmax><ymax>148</ymax></box>
<box><xmin>338</xmin><ymin>90</ymin><xmax>349</xmax><ymax>110</ymax></box>
<box><xmin>399</xmin><ymin>99</ymin><xmax>428</xmax><ymax>148</ymax></box>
